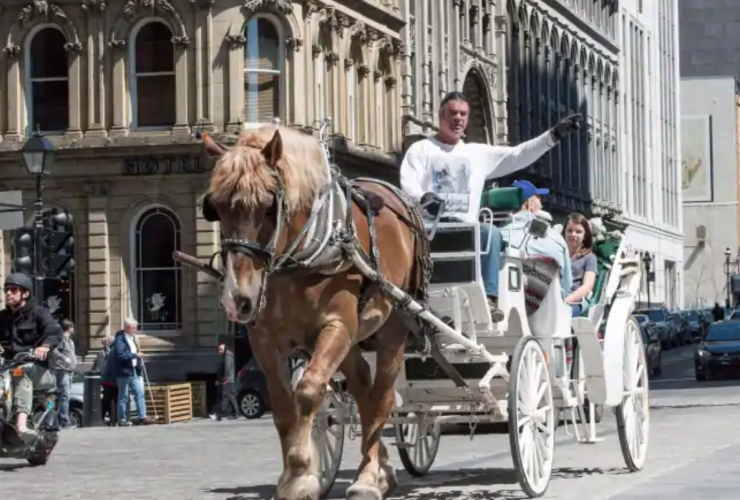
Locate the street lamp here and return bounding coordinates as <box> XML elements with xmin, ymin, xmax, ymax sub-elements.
<box><xmin>642</xmin><ymin>252</ymin><xmax>653</xmax><ymax>308</ymax></box>
<box><xmin>20</xmin><ymin>127</ymin><xmax>56</xmax><ymax>301</ymax></box>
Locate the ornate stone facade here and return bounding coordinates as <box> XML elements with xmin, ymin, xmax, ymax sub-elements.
<box><xmin>0</xmin><ymin>0</ymin><xmax>404</xmax><ymax>378</ymax></box>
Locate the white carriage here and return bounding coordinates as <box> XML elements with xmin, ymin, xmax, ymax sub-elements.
<box><xmin>312</xmin><ymin>186</ymin><xmax>650</xmax><ymax>498</ymax></box>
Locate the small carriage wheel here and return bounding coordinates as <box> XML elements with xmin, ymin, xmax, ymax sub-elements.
<box><xmin>394</xmin><ymin>412</ymin><xmax>441</xmax><ymax>476</ymax></box>
<box><xmin>508</xmin><ymin>336</ymin><xmax>555</xmax><ymax>498</ymax></box>
<box><xmin>616</xmin><ymin>317</ymin><xmax>650</xmax><ymax>472</ymax></box>
<box><xmin>314</xmin><ymin>387</ymin><xmax>346</xmax><ymax>499</ymax></box>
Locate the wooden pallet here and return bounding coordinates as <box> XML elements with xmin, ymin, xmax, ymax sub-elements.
<box><xmin>144</xmin><ymin>383</ymin><xmax>192</xmax><ymax>424</ymax></box>
<box><xmin>190</xmin><ymin>381</ymin><xmax>208</xmax><ymax>418</ymax></box>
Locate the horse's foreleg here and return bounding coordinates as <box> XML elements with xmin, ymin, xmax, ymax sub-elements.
<box><xmin>281</xmin><ymin>321</ymin><xmax>353</xmax><ymax>500</ymax></box>
<box><xmin>344</xmin><ymin>316</ymin><xmax>407</xmax><ymax>500</ymax></box>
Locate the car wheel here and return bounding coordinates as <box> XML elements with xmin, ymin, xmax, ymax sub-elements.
<box><xmin>238</xmin><ymin>390</ymin><xmax>266</xmax><ymax>419</ymax></box>
<box><xmin>69</xmin><ymin>406</ymin><xmax>84</xmax><ymax>428</ymax></box>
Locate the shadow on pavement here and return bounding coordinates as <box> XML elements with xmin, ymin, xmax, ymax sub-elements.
<box><xmin>0</xmin><ymin>463</ymin><xmax>30</xmax><ymax>472</ymax></box>
<box><xmin>551</xmin><ymin>466</ymin><xmax>628</xmax><ymax>479</ymax></box>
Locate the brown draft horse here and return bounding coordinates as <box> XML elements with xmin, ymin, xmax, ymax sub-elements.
<box><xmin>201</xmin><ymin>125</ymin><xmax>428</xmax><ymax>500</ymax></box>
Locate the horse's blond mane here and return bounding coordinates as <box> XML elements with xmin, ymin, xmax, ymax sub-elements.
<box><xmin>207</xmin><ymin>126</ymin><xmax>328</xmax><ymax>213</ymax></box>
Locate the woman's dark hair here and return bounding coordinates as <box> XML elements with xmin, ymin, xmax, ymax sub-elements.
<box><xmin>60</xmin><ymin>319</ymin><xmax>74</xmax><ymax>332</ymax></box>
<box><xmin>562</xmin><ymin>212</ymin><xmax>594</xmax><ymax>254</ymax></box>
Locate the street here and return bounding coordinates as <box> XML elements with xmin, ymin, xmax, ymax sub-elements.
<box><xmin>2</xmin><ymin>344</ymin><xmax>739</xmax><ymax>500</ymax></box>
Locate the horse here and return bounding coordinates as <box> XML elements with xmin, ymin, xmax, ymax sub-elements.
<box><xmin>200</xmin><ymin>125</ymin><xmax>430</xmax><ymax>500</ymax></box>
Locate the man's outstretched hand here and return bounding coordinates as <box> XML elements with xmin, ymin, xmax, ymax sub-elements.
<box><xmin>550</xmin><ymin>114</ymin><xmax>582</xmax><ymax>141</ymax></box>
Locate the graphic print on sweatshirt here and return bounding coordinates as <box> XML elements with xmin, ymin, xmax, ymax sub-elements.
<box><xmin>431</xmin><ymin>155</ymin><xmax>472</xmax><ymax>216</ymax></box>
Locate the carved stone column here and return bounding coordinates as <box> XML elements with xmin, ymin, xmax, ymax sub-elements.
<box><xmin>172</xmin><ymin>37</ymin><xmax>191</xmax><ymax>136</ymax></box>
<box><xmin>84</xmin><ymin>181</ymin><xmax>112</xmax><ymax>342</ymax></box>
<box><xmin>190</xmin><ymin>179</ymin><xmax>220</xmax><ymax>347</ymax></box>
<box><xmin>225</xmin><ymin>34</ymin><xmax>246</xmax><ymax>132</ymax></box>
<box><xmin>109</xmin><ymin>40</ymin><xmax>129</xmax><ymax>137</ymax></box>
<box><xmin>3</xmin><ymin>45</ymin><xmax>23</xmax><ymax>142</ymax></box>
<box><xmin>65</xmin><ymin>43</ymin><xmax>84</xmax><ymax>139</ymax></box>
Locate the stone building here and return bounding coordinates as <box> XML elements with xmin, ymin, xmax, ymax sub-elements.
<box><xmin>399</xmin><ymin>0</ymin><xmax>509</xmax><ymax>148</ymax></box>
<box><xmin>0</xmin><ymin>0</ymin><xmax>405</xmax><ymax>379</ymax></box>
<box><xmin>505</xmin><ymin>0</ymin><xmax>619</xmax><ymax>219</ymax></box>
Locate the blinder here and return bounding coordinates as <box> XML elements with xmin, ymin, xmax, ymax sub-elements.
<box><xmin>202</xmin><ymin>194</ymin><xmax>219</xmax><ymax>222</ymax></box>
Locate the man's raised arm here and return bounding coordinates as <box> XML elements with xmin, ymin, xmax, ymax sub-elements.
<box><xmin>484</xmin><ymin>114</ymin><xmax>582</xmax><ymax>179</ymax></box>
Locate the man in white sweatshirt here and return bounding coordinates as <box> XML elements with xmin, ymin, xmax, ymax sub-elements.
<box><xmin>400</xmin><ymin>91</ymin><xmax>580</xmax><ymax>322</ymax></box>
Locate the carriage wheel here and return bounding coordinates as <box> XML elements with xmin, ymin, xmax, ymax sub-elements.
<box><xmin>508</xmin><ymin>337</ymin><xmax>555</xmax><ymax>498</ymax></box>
<box><xmin>395</xmin><ymin>412</ymin><xmax>441</xmax><ymax>476</ymax></box>
<box><xmin>616</xmin><ymin>317</ymin><xmax>650</xmax><ymax>472</ymax></box>
<box><xmin>313</xmin><ymin>389</ymin><xmax>345</xmax><ymax>498</ymax></box>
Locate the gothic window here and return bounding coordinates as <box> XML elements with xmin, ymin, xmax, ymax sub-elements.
<box><xmin>27</xmin><ymin>27</ymin><xmax>69</xmax><ymax>133</ymax></box>
<box><xmin>348</xmin><ymin>41</ymin><xmax>363</xmax><ymax>141</ymax></box>
<box><xmin>462</xmin><ymin>71</ymin><xmax>491</xmax><ymax>144</ymax></box>
<box><xmin>244</xmin><ymin>16</ymin><xmax>284</xmax><ymax>124</ymax></box>
<box><xmin>132</xmin><ymin>206</ymin><xmax>182</xmax><ymax>332</ymax></box>
<box><xmin>131</xmin><ymin>21</ymin><xmax>176</xmax><ymax>128</ymax></box>
<box><xmin>315</xmin><ymin>27</ymin><xmax>331</xmax><ymax>122</ymax></box>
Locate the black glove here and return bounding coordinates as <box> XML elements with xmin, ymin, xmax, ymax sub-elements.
<box><xmin>420</xmin><ymin>192</ymin><xmax>444</xmax><ymax>217</ymax></box>
<box><xmin>550</xmin><ymin>114</ymin><xmax>582</xmax><ymax>141</ymax></box>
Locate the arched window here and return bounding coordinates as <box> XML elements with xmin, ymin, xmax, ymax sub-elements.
<box><xmin>132</xmin><ymin>207</ymin><xmax>182</xmax><ymax>332</ymax></box>
<box><xmin>462</xmin><ymin>72</ymin><xmax>492</xmax><ymax>144</ymax></box>
<box><xmin>244</xmin><ymin>16</ymin><xmax>283</xmax><ymax>124</ymax></box>
<box><xmin>27</xmin><ymin>27</ymin><xmax>69</xmax><ymax>133</ymax></box>
<box><xmin>131</xmin><ymin>21</ymin><xmax>176</xmax><ymax>128</ymax></box>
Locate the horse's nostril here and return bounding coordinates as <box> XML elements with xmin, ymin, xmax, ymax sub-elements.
<box><xmin>235</xmin><ymin>296</ymin><xmax>253</xmax><ymax>316</ymax></box>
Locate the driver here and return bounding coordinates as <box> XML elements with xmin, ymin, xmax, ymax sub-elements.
<box><xmin>0</xmin><ymin>273</ymin><xmax>62</xmax><ymax>441</ymax></box>
<box><xmin>400</xmin><ymin>90</ymin><xmax>580</xmax><ymax>322</ymax></box>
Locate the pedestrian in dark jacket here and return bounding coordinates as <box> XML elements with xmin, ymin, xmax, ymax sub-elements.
<box><xmin>0</xmin><ymin>273</ymin><xmax>62</xmax><ymax>441</ymax></box>
<box><xmin>713</xmin><ymin>302</ymin><xmax>725</xmax><ymax>322</ymax></box>
<box><xmin>212</xmin><ymin>342</ymin><xmax>239</xmax><ymax>420</ymax></box>
<box><xmin>93</xmin><ymin>336</ymin><xmax>118</xmax><ymax>425</ymax></box>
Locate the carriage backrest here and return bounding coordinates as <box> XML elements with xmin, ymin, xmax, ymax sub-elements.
<box><xmin>522</xmin><ymin>255</ymin><xmax>562</xmax><ymax>316</ymax></box>
<box><xmin>480</xmin><ymin>187</ymin><xmax>523</xmax><ymax>213</ymax></box>
<box><xmin>582</xmin><ymin>235</ymin><xmax>622</xmax><ymax>312</ymax></box>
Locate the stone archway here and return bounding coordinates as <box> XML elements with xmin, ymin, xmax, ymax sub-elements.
<box><xmin>463</xmin><ymin>70</ymin><xmax>493</xmax><ymax>144</ymax></box>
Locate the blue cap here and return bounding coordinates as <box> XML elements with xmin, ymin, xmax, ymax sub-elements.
<box><xmin>512</xmin><ymin>180</ymin><xmax>549</xmax><ymax>201</ymax></box>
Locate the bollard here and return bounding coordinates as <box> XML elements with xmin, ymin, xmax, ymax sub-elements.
<box><xmin>82</xmin><ymin>371</ymin><xmax>103</xmax><ymax>427</ymax></box>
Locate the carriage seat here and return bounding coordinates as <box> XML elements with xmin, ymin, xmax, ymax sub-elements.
<box><xmin>480</xmin><ymin>187</ymin><xmax>524</xmax><ymax>215</ymax></box>
<box><xmin>579</xmin><ymin>235</ymin><xmax>622</xmax><ymax>317</ymax></box>
<box><xmin>522</xmin><ymin>255</ymin><xmax>562</xmax><ymax>316</ymax></box>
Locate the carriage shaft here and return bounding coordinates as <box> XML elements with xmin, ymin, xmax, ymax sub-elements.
<box><xmin>351</xmin><ymin>251</ymin><xmax>500</xmax><ymax>364</ymax></box>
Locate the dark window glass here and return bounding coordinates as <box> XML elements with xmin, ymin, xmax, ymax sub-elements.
<box><xmin>135</xmin><ymin>22</ymin><xmax>175</xmax><ymax>127</ymax></box>
<box><xmin>244</xmin><ymin>18</ymin><xmax>280</xmax><ymax>71</ymax></box>
<box><xmin>135</xmin><ymin>22</ymin><xmax>174</xmax><ymax>73</ymax></box>
<box><xmin>134</xmin><ymin>208</ymin><xmax>181</xmax><ymax>331</ymax></box>
<box><xmin>30</xmin><ymin>29</ymin><xmax>69</xmax><ymax>132</ymax></box>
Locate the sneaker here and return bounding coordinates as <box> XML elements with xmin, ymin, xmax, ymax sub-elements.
<box><xmin>118</xmin><ymin>421</ymin><xmax>132</xmax><ymax>427</ymax></box>
<box><xmin>487</xmin><ymin>297</ymin><xmax>505</xmax><ymax>323</ymax></box>
<box><xmin>62</xmin><ymin>423</ymin><xmax>77</xmax><ymax>430</ymax></box>
<box><xmin>209</xmin><ymin>414</ymin><xmax>217</xmax><ymax>421</ymax></box>
<box><xmin>137</xmin><ymin>416</ymin><xmax>155</xmax><ymax>425</ymax></box>
<box><xmin>17</xmin><ymin>427</ymin><xmax>38</xmax><ymax>444</ymax></box>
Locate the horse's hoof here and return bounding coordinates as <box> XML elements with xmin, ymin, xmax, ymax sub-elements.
<box><xmin>378</xmin><ymin>463</ymin><xmax>398</xmax><ymax>496</ymax></box>
<box><xmin>275</xmin><ymin>474</ymin><xmax>320</xmax><ymax>500</ymax></box>
<box><xmin>346</xmin><ymin>483</ymin><xmax>383</xmax><ymax>500</ymax></box>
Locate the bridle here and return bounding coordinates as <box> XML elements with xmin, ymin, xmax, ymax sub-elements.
<box><xmin>220</xmin><ymin>167</ymin><xmax>289</xmax><ymax>318</ymax></box>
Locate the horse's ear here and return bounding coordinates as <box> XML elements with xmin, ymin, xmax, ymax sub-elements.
<box><xmin>261</xmin><ymin>130</ymin><xmax>283</xmax><ymax>165</ymax></box>
<box><xmin>201</xmin><ymin>193</ymin><xmax>220</xmax><ymax>222</ymax></box>
<box><xmin>202</xmin><ymin>133</ymin><xmax>227</xmax><ymax>159</ymax></box>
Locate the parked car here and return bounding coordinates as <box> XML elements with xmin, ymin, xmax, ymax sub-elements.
<box><xmin>685</xmin><ymin>310</ymin><xmax>707</xmax><ymax>341</ymax></box>
<box><xmin>672</xmin><ymin>312</ymin><xmax>692</xmax><ymax>345</ymax></box>
<box><xmin>634</xmin><ymin>307</ymin><xmax>676</xmax><ymax>349</ymax></box>
<box><xmin>235</xmin><ymin>358</ymin><xmax>270</xmax><ymax>419</ymax></box>
<box><xmin>634</xmin><ymin>314</ymin><xmax>662</xmax><ymax>377</ymax></box>
<box><xmin>695</xmin><ymin>320</ymin><xmax>740</xmax><ymax>381</ymax></box>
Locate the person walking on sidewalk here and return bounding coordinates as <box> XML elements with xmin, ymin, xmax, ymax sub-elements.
<box><xmin>113</xmin><ymin>318</ymin><xmax>154</xmax><ymax>426</ymax></box>
<box><xmin>92</xmin><ymin>336</ymin><xmax>118</xmax><ymax>425</ymax></box>
<box><xmin>211</xmin><ymin>341</ymin><xmax>239</xmax><ymax>421</ymax></box>
<box><xmin>49</xmin><ymin>319</ymin><xmax>77</xmax><ymax>429</ymax></box>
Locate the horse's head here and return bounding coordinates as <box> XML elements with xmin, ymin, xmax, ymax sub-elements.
<box><xmin>201</xmin><ymin>127</ymin><xmax>326</xmax><ymax>323</ymax></box>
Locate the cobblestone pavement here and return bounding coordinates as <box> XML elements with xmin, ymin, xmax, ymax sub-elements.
<box><xmin>0</xmin><ymin>403</ymin><xmax>737</xmax><ymax>500</ymax></box>
<box><xmin>2</xmin><ymin>344</ymin><xmax>737</xmax><ymax>500</ymax></box>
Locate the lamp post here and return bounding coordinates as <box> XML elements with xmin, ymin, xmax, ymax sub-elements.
<box><xmin>642</xmin><ymin>252</ymin><xmax>653</xmax><ymax>309</ymax></box>
<box><xmin>20</xmin><ymin>128</ymin><xmax>56</xmax><ymax>302</ymax></box>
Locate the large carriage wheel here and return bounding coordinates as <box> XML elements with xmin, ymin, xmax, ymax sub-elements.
<box><xmin>313</xmin><ymin>387</ymin><xmax>345</xmax><ymax>498</ymax></box>
<box><xmin>508</xmin><ymin>337</ymin><xmax>555</xmax><ymax>498</ymax></box>
<box><xmin>616</xmin><ymin>317</ymin><xmax>650</xmax><ymax>472</ymax></box>
<box><xmin>395</xmin><ymin>412</ymin><xmax>441</xmax><ymax>476</ymax></box>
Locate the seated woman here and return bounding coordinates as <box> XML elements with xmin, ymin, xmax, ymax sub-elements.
<box><xmin>563</xmin><ymin>213</ymin><xmax>598</xmax><ymax>317</ymax></box>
